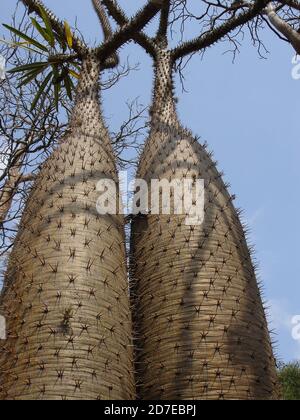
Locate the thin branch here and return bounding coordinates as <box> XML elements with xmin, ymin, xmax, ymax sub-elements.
<box><xmin>265</xmin><ymin>2</ymin><xmax>300</xmax><ymax>54</ymax></box>
<box><xmin>281</xmin><ymin>0</ymin><xmax>300</xmax><ymax>11</ymax></box>
<box><xmin>91</xmin><ymin>0</ymin><xmax>119</xmax><ymax>68</ymax></box>
<box><xmin>172</xmin><ymin>0</ymin><xmax>269</xmax><ymax>61</ymax></box>
<box><xmin>261</xmin><ymin>15</ymin><xmax>290</xmax><ymax>43</ymax></box>
<box><xmin>19</xmin><ymin>173</ymin><xmax>36</xmax><ymax>183</ymax></box>
<box><xmin>102</xmin><ymin>0</ymin><xmax>158</xmax><ymax>57</ymax></box>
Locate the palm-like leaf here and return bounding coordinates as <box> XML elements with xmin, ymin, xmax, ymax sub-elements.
<box><xmin>37</xmin><ymin>4</ymin><xmax>55</xmax><ymax>47</ymax></box>
<box><xmin>1</xmin><ymin>4</ymin><xmax>80</xmax><ymax>110</ymax></box>
<box><xmin>17</xmin><ymin>66</ymin><xmax>46</xmax><ymax>88</ymax></box>
<box><xmin>8</xmin><ymin>61</ymin><xmax>49</xmax><ymax>74</ymax></box>
<box><xmin>30</xmin><ymin>17</ymin><xmax>54</xmax><ymax>47</ymax></box>
<box><xmin>2</xmin><ymin>24</ymin><xmax>48</xmax><ymax>52</ymax></box>
<box><xmin>30</xmin><ymin>71</ymin><xmax>52</xmax><ymax>111</ymax></box>
<box><xmin>64</xmin><ymin>21</ymin><xmax>73</xmax><ymax>49</ymax></box>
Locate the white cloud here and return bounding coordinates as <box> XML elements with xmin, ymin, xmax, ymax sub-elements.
<box><xmin>268</xmin><ymin>299</ymin><xmax>300</xmax><ymax>360</ymax></box>
<box><xmin>268</xmin><ymin>299</ymin><xmax>293</xmax><ymax>331</ymax></box>
<box><xmin>241</xmin><ymin>207</ymin><xmax>265</xmax><ymax>245</ymax></box>
<box><xmin>247</xmin><ymin>207</ymin><xmax>265</xmax><ymax>228</ymax></box>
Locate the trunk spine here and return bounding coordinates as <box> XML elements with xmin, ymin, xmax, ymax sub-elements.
<box><xmin>70</xmin><ymin>52</ymin><xmax>112</xmax><ymax>151</ymax></box>
<box><xmin>150</xmin><ymin>49</ymin><xmax>180</xmax><ymax>129</ymax></box>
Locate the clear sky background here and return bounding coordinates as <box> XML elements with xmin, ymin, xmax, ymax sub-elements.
<box><xmin>1</xmin><ymin>0</ymin><xmax>299</xmax><ymax>363</ymax></box>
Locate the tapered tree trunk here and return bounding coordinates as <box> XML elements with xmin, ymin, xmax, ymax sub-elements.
<box><xmin>0</xmin><ymin>53</ymin><xmax>135</xmax><ymax>400</ymax></box>
<box><xmin>130</xmin><ymin>50</ymin><xmax>278</xmax><ymax>400</ymax></box>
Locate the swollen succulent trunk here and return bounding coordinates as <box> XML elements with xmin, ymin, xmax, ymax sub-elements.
<box><xmin>131</xmin><ymin>50</ymin><xmax>278</xmax><ymax>400</ymax></box>
<box><xmin>0</xmin><ymin>53</ymin><xmax>135</xmax><ymax>400</ymax></box>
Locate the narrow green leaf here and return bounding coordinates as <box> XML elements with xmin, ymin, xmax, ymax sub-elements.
<box><xmin>0</xmin><ymin>38</ymin><xmax>46</xmax><ymax>55</ymax></box>
<box><xmin>53</xmin><ymin>80</ymin><xmax>60</xmax><ymax>112</ymax></box>
<box><xmin>51</xmin><ymin>64</ymin><xmax>59</xmax><ymax>80</ymax></box>
<box><xmin>30</xmin><ymin>18</ymin><xmax>53</xmax><ymax>47</ymax></box>
<box><xmin>52</xmin><ymin>65</ymin><xmax>61</xmax><ymax>111</ymax></box>
<box><xmin>37</xmin><ymin>5</ymin><xmax>55</xmax><ymax>47</ymax></box>
<box><xmin>30</xmin><ymin>71</ymin><xmax>52</xmax><ymax>111</ymax></box>
<box><xmin>3</xmin><ymin>24</ymin><xmax>48</xmax><ymax>52</ymax></box>
<box><xmin>54</xmin><ymin>32</ymin><xmax>67</xmax><ymax>52</ymax></box>
<box><xmin>17</xmin><ymin>67</ymin><xmax>46</xmax><ymax>88</ymax></box>
<box><xmin>8</xmin><ymin>62</ymin><xmax>48</xmax><ymax>74</ymax></box>
<box><xmin>64</xmin><ymin>74</ymin><xmax>73</xmax><ymax>100</ymax></box>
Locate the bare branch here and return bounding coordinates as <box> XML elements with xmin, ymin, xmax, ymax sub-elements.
<box><xmin>281</xmin><ymin>0</ymin><xmax>300</xmax><ymax>11</ymax></box>
<box><xmin>97</xmin><ymin>0</ymin><xmax>165</xmax><ymax>60</ymax></box>
<box><xmin>102</xmin><ymin>0</ymin><xmax>158</xmax><ymax>57</ymax></box>
<box><xmin>172</xmin><ymin>0</ymin><xmax>269</xmax><ymax>61</ymax></box>
<box><xmin>91</xmin><ymin>0</ymin><xmax>119</xmax><ymax>68</ymax></box>
<box><xmin>19</xmin><ymin>173</ymin><xmax>36</xmax><ymax>183</ymax></box>
<box><xmin>265</xmin><ymin>2</ymin><xmax>300</xmax><ymax>54</ymax></box>
<box><xmin>0</xmin><ymin>11</ymin><xmax>68</xmax><ymax>256</ymax></box>
<box><xmin>110</xmin><ymin>99</ymin><xmax>148</xmax><ymax>169</ymax></box>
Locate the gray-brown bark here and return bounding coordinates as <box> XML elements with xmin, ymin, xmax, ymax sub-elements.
<box><xmin>0</xmin><ymin>163</ymin><xmax>34</xmax><ymax>226</ymax></box>
<box><xmin>130</xmin><ymin>49</ymin><xmax>279</xmax><ymax>400</ymax></box>
<box><xmin>0</xmin><ymin>53</ymin><xmax>135</xmax><ymax>400</ymax></box>
<box><xmin>265</xmin><ymin>3</ymin><xmax>300</xmax><ymax>54</ymax></box>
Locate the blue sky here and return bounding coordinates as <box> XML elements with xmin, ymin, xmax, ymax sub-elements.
<box><xmin>1</xmin><ymin>0</ymin><xmax>300</xmax><ymax>363</ymax></box>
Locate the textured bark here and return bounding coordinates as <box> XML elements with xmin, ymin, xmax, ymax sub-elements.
<box><xmin>102</xmin><ymin>0</ymin><xmax>157</xmax><ymax>57</ymax></box>
<box><xmin>265</xmin><ymin>3</ymin><xmax>300</xmax><ymax>55</ymax></box>
<box><xmin>130</xmin><ymin>50</ymin><xmax>279</xmax><ymax>400</ymax></box>
<box><xmin>0</xmin><ymin>167</ymin><xmax>21</xmax><ymax>226</ymax></box>
<box><xmin>92</xmin><ymin>0</ymin><xmax>114</xmax><ymax>39</ymax></box>
<box><xmin>0</xmin><ymin>159</ymin><xmax>35</xmax><ymax>226</ymax></box>
<box><xmin>0</xmin><ymin>54</ymin><xmax>135</xmax><ymax>400</ymax></box>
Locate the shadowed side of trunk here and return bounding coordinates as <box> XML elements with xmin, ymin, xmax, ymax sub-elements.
<box><xmin>0</xmin><ymin>54</ymin><xmax>135</xmax><ymax>400</ymax></box>
<box><xmin>130</xmin><ymin>50</ymin><xmax>278</xmax><ymax>400</ymax></box>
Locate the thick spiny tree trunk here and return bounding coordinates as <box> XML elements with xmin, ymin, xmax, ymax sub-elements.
<box><xmin>130</xmin><ymin>49</ymin><xmax>278</xmax><ymax>400</ymax></box>
<box><xmin>0</xmin><ymin>53</ymin><xmax>135</xmax><ymax>400</ymax></box>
